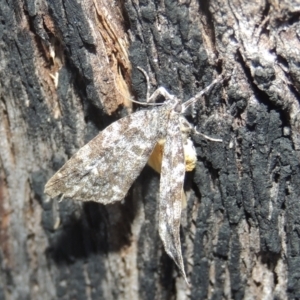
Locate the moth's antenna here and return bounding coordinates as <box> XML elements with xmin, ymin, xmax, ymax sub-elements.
<box><xmin>125</xmin><ymin>97</ymin><xmax>163</xmax><ymax>106</ymax></box>
<box><xmin>137</xmin><ymin>67</ymin><xmax>178</xmax><ymax>104</ymax></box>
<box><xmin>113</xmin><ymin>69</ymin><xmax>163</xmax><ymax>106</ymax></box>
<box><xmin>182</xmin><ymin>74</ymin><xmax>224</xmax><ymax>112</ymax></box>
<box><xmin>137</xmin><ymin>67</ymin><xmax>151</xmax><ymax>102</ymax></box>
<box><xmin>58</xmin><ymin>194</ymin><xmax>65</xmax><ymax>203</ymax></box>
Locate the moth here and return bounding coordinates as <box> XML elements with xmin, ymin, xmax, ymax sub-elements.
<box><xmin>45</xmin><ymin>67</ymin><xmax>223</xmax><ymax>284</ymax></box>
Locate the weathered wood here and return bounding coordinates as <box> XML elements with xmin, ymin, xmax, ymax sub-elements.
<box><xmin>0</xmin><ymin>0</ymin><xmax>299</xmax><ymax>299</ymax></box>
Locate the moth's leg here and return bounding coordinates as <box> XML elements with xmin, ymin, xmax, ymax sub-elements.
<box><xmin>182</xmin><ymin>74</ymin><xmax>224</xmax><ymax>112</ymax></box>
<box><xmin>179</xmin><ymin>116</ymin><xmax>193</xmax><ymax>135</ymax></box>
<box><xmin>137</xmin><ymin>67</ymin><xmax>174</xmax><ymax>103</ymax></box>
<box><xmin>179</xmin><ymin>116</ymin><xmax>222</xmax><ymax>142</ymax></box>
<box><xmin>194</xmin><ymin>127</ymin><xmax>223</xmax><ymax>142</ymax></box>
<box><xmin>148</xmin><ymin>87</ymin><xmax>174</xmax><ymax>103</ymax></box>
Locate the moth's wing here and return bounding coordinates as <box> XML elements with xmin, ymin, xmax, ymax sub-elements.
<box><xmin>45</xmin><ymin>109</ymin><xmax>161</xmax><ymax>204</ymax></box>
<box><xmin>158</xmin><ymin>112</ymin><xmax>188</xmax><ymax>283</ymax></box>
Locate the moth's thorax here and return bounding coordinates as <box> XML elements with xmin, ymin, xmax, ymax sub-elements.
<box><xmin>156</xmin><ymin>97</ymin><xmax>182</xmax><ymax>138</ymax></box>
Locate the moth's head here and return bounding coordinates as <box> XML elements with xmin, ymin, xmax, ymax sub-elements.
<box><xmin>167</xmin><ymin>96</ymin><xmax>182</xmax><ymax>113</ymax></box>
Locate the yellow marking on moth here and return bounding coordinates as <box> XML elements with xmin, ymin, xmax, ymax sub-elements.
<box><xmin>147</xmin><ymin>139</ymin><xmax>165</xmax><ymax>174</ymax></box>
<box><xmin>148</xmin><ymin>139</ymin><xmax>197</xmax><ymax>173</ymax></box>
<box><xmin>147</xmin><ymin>138</ymin><xmax>196</xmax><ymax>209</ymax></box>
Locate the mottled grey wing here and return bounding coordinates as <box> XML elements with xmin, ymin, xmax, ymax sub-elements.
<box><xmin>45</xmin><ymin>109</ymin><xmax>161</xmax><ymax>204</ymax></box>
<box><xmin>158</xmin><ymin>112</ymin><xmax>187</xmax><ymax>283</ymax></box>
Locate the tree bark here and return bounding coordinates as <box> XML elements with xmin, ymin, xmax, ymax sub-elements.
<box><xmin>0</xmin><ymin>0</ymin><xmax>300</xmax><ymax>299</ymax></box>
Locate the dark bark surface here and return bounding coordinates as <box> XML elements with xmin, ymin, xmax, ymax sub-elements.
<box><xmin>0</xmin><ymin>0</ymin><xmax>300</xmax><ymax>299</ymax></box>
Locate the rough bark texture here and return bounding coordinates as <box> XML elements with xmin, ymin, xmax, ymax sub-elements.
<box><xmin>0</xmin><ymin>0</ymin><xmax>300</xmax><ymax>299</ymax></box>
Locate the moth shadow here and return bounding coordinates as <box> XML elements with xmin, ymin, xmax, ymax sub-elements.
<box><xmin>48</xmin><ymin>192</ymin><xmax>138</xmax><ymax>265</ymax></box>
